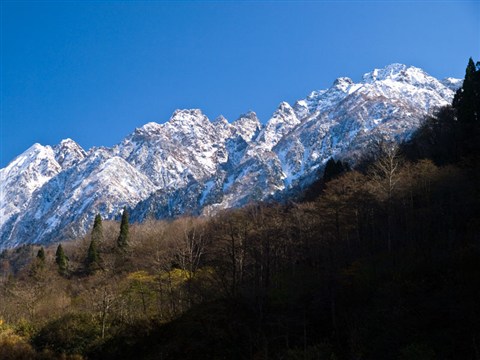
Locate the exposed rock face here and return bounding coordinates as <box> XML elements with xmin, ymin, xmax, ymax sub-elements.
<box><xmin>0</xmin><ymin>64</ymin><xmax>461</xmax><ymax>248</ymax></box>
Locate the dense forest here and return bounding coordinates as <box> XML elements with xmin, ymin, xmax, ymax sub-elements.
<box><xmin>0</xmin><ymin>58</ymin><xmax>479</xmax><ymax>360</ymax></box>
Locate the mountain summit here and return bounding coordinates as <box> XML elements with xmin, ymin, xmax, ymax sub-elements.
<box><xmin>0</xmin><ymin>64</ymin><xmax>461</xmax><ymax>248</ymax></box>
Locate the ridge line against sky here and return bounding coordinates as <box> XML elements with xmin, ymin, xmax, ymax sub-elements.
<box><xmin>1</xmin><ymin>1</ymin><xmax>479</xmax><ymax>168</ymax></box>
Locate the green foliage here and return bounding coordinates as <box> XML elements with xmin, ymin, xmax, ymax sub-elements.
<box><xmin>14</xmin><ymin>319</ymin><xmax>36</xmax><ymax>339</ymax></box>
<box><xmin>33</xmin><ymin>313</ymin><xmax>101</xmax><ymax>356</ymax></box>
<box><xmin>55</xmin><ymin>244</ymin><xmax>68</xmax><ymax>275</ymax></box>
<box><xmin>123</xmin><ymin>271</ymin><xmax>157</xmax><ymax>317</ymax></box>
<box><xmin>117</xmin><ymin>207</ymin><xmax>129</xmax><ymax>249</ymax></box>
<box><xmin>0</xmin><ymin>319</ymin><xmax>36</xmax><ymax>360</ymax></box>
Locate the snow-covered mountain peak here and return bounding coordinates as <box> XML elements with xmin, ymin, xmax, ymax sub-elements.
<box><xmin>125</xmin><ymin>123</ymin><xmax>164</xmax><ymax>147</ymax></box>
<box><xmin>294</xmin><ymin>90</ymin><xmax>328</xmax><ymax>119</ymax></box>
<box><xmin>18</xmin><ymin>142</ymin><xmax>48</xmax><ymax>158</ymax></box>
<box><xmin>3</xmin><ymin>143</ymin><xmax>57</xmax><ymax>175</ymax></box>
<box><xmin>276</xmin><ymin>101</ymin><xmax>295</xmax><ymax>114</ymax></box>
<box><xmin>362</xmin><ymin>63</ymin><xmax>439</xmax><ymax>87</ymax></box>
<box><xmin>256</xmin><ymin>102</ymin><xmax>300</xmax><ymax>149</ymax></box>
<box><xmin>57</xmin><ymin>138</ymin><xmax>77</xmax><ymax>146</ymax></box>
<box><xmin>232</xmin><ymin>111</ymin><xmax>262</xmax><ymax>142</ymax></box>
<box><xmin>137</xmin><ymin>122</ymin><xmax>163</xmax><ymax>134</ymax></box>
<box><xmin>212</xmin><ymin>115</ymin><xmax>233</xmax><ymax>141</ymax></box>
<box><xmin>359</xmin><ymin>63</ymin><xmax>459</xmax><ymax>113</ymax></box>
<box><xmin>363</xmin><ymin>63</ymin><xmax>409</xmax><ymax>82</ymax></box>
<box><xmin>53</xmin><ymin>138</ymin><xmax>86</xmax><ymax>169</ymax></box>
<box><xmin>164</xmin><ymin>109</ymin><xmax>214</xmax><ymax>139</ymax></box>
<box><xmin>234</xmin><ymin>111</ymin><xmax>258</xmax><ymax>122</ymax></box>
<box><xmin>332</xmin><ymin>77</ymin><xmax>354</xmax><ymax>90</ymax></box>
<box><xmin>169</xmin><ymin>109</ymin><xmax>208</xmax><ymax>124</ymax></box>
<box><xmin>269</xmin><ymin>101</ymin><xmax>297</xmax><ymax>125</ymax></box>
<box><xmin>166</xmin><ymin>109</ymin><xmax>215</xmax><ymax>135</ymax></box>
<box><xmin>30</xmin><ymin>142</ymin><xmax>47</xmax><ymax>151</ymax></box>
<box><xmin>328</xmin><ymin>77</ymin><xmax>358</xmax><ymax>95</ymax></box>
<box><xmin>0</xmin><ymin>63</ymin><xmax>463</xmax><ymax>249</ymax></box>
<box><xmin>213</xmin><ymin>115</ymin><xmax>229</xmax><ymax>127</ymax></box>
<box><xmin>267</xmin><ymin>102</ymin><xmax>297</xmax><ymax>124</ymax></box>
<box><xmin>0</xmin><ymin>143</ymin><xmax>62</xmax><ymax>240</ymax></box>
<box><xmin>296</xmin><ymin>77</ymin><xmax>361</xmax><ymax>119</ymax></box>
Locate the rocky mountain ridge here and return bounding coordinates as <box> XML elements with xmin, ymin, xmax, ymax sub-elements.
<box><xmin>0</xmin><ymin>64</ymin><xmax>461</xmax><ymax>248</ymax></box>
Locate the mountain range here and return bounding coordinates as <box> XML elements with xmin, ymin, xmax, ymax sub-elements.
<box><xmin>0</xmin><ymin>63</ymin><xmax>462</xmax><ymax>249</ymax></box>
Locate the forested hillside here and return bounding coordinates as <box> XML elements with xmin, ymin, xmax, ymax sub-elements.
<box><xmin>0</xmin><ymin>58</ymin><xmax>479</xmax><ymax>360</ymax></box>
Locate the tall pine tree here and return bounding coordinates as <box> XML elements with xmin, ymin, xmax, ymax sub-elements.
<box><xmin>453</xmin><ymin>57</ymin><xmax>480</xmax><ymax>125</ymax></box>
<box><xmin>55</xmin><ymin>244</ymin><xmax>68</xmax><ymax>275</ymax></box>
<box><xmin>36</xmin><ymin>247</ymin><xmax>46</xmax><ymax>263</ymax></box>
<box><xmin>86</xmin><ymin>215</ymin><xmax>102</xmax><ymax>274</ymax></box>
<box><xmin>86</xmin><ymin>238</ymin><xmax>100</xmax><ymax>274</ymax></box>
<box><xmin>117</xmin><ymin>207</ymin><xmax>129</xmax><ymax>250</ymax></box>
<box><xmin>453</xmin><ymin>57</ymin><xmax>480</xmax><ymax>159</ymax></box>
<box><xmin>31</xmin><ymin>247</ymin><xmax>46</xmax><ymax>275</ymax></box>
<box><xmin>91</xmin><ymin>214</ymin><xmax>104</xmax><ymax>244</ymax></box>
<box><xmin>30</xmin><ymin>246</ymin><xmax>46</xmax><ymax>277</ymax></box>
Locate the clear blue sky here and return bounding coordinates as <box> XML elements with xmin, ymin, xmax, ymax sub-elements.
<box><xmin>1</xmin><ymin>1</ymin><xmax>479</xmax><ymax>167</ymax></box>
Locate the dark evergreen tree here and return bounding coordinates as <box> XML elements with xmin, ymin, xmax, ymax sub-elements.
<box><xmin>86</xmin><ymin>215</ymin><xmax>102</xmax><ymax>274</ymax></box>
<box><xmin>302</xmin><ymin>158</ymin><xmax>350</xmax><ymax>201</ymax></box>
<box><xmin>36</xmin><ymin>247</ymin><xmax>46</xmax><ymax>263</ymax></box>
<box><xmin>323</xmin><ymin>158</ymin><xmax>348</xmax><ymax>183</ymax></box>
<box><xmin>29</xmin><ymin>246</ymin><xmax>46</xmax><ymax>277</ymax></box>
<box><xmin>86</xmin><ymin>239</ymin><xmax>100</xmax><ymax>274</ymax></box>
<box><xmin>453</xmin><ymin>57</ymin><xmax>480</xmax><ymax>125</ymax></box>
<box><xmin>117</xmin><ymin>207</ymin><xmax>129</xmax><ymax>250</ymax></box>
<box><xmin>91</xmin><ymin>214</ymin><xmax>104</xmax><ymax>244</ymax></box>
<box><xmin>55</xmin><ymin>244</ymin><xmax>68</xmax><ymax>275</ymax></box>
<box><xmin>452</xmin><ymin>57</ymin><xmax>480</xmax><ymax>160</ymax></box>
<box><xmin>402</xmin><ymin>106</ymin><xmax>457</xmax><ymax>164</ymax></box>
